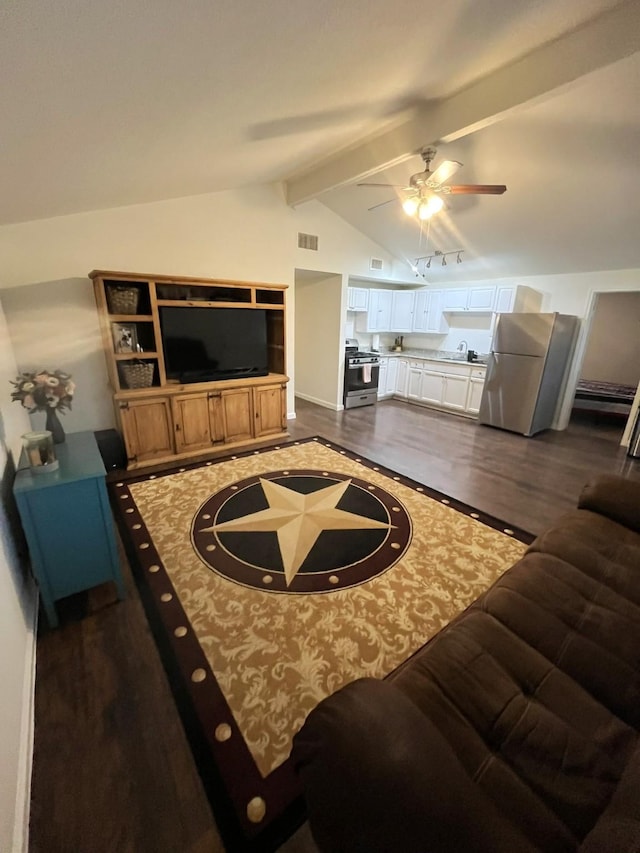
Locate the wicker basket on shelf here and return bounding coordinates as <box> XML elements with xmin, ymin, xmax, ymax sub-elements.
<box><xmin>107</xmin><ymin>285</ymin><xmax>139</xmax><ymax>314</ymax></box>
<box><xmin>119</xmin><ymin>361</ymin><xmax>154</xmax><ymax>389</ymax></box>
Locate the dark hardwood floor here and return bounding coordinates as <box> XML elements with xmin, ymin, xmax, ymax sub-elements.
<box><xmin>29</xmin><ymin>400</ymin><xmax>639</xmax><ymax>853</ymax></box>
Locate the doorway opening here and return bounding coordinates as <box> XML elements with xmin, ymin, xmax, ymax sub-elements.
<box><xmin>569</xmin><ymin>291</ymin><xmax>640</xmax><ymax>443</ymax></box>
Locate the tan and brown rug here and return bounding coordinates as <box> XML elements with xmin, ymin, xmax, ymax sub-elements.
<box><xmin>111</xmin><ymin>436</ymin><xmax>533</xmax><ymax>851</ymax></box>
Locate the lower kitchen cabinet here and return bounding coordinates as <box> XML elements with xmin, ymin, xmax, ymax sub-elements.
<box><xmin>419</xmin><ymin>370</ymin><xmax>444</xmax><ymax>405</ymax></box>
<box><xmin>407</xmin><ymin>364</ymin><xmax>423</xmax><ymax>400</ymax></box>
<box><xmin>395</xmin><ymin>359</ymin><xmax>408</xmax><ymax>396</ymax></box>
<box><xmin>441</xmin><ymin>373</ymin><xmax>469</xmax><ymax>411</ymax></box>
<box><xmin>466</xmin><ymin>373</ymin><xmax>486</xmax><ymax>414</ymax></box>
<box><xmin>383</xmin><ymin>356</ymin><xmax>485</xmax><ymax>417</ymax></box>
<box><xmin>377</xmin><ymin>358</ymin><xmax>388</xmax><ymax>399</ymax></box>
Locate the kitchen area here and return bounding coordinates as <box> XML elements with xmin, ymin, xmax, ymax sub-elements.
<box><xmin>342</xmin><ymin>280</ymin><xmax>546</xmax><ymax>422</ymax></box>
<box><xmin>293</xmin><ymin>269</ymin><xmax>591</xmax><ymax>439</ymax></box>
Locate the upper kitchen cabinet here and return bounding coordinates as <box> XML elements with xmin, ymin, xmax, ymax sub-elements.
<box><xmin>442</xmin><ymin>289</ymin><xmax>469</xmax><ymax>311</ymax></box>
<box><xmin>467</xmin><ymin>287</ymin><xmax>496</xmax><ymax>311</ymax></box>
<box><xmin>413</xmin><ymin>289</ymin><xmax>447</xmax><ymax>333</ymax></box>
<box><xmin>356</xmin><ymin>289</ymin><xmax>392</xmax><ymax>332</ymax></box>
<box><xmin>442</xmin><ymin>286</ymin><xmax>496</xmax><ymax>312</ymax></box>
<box><xmin>347</xmin><ymin>287</ymin><xmax>369</xmax><ymax>311</ymax></box>
<box><xmin>495</xmin><ymin>285</ymin><xmax>543</xmax><ymax>313</ymax></box>
<box><xmin>390</xmin><ymin>290</ymin><xmax>415</xmax><ymax>332</ymax></box>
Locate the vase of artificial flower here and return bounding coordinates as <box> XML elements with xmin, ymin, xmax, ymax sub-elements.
<box><xmin>10</xmin><ymin>369</ymin><xmax>75</xmax><ymax>444</ymax></box>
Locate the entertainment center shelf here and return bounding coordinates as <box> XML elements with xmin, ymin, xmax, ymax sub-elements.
<box><xmin>90</xmin><ymin>270</ymin><xmax>289</xmax><ymax>469</ymax></box>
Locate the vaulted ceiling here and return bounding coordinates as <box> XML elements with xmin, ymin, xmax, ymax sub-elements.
<box><xmin>2</xmin><ymin>0</ymin><xmax>639</xmax><ymax>280</ymax></box>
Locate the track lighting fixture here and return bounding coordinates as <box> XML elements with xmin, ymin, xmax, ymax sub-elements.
<box><xmin>415</xmin><ymin>249</ymin><xmax>464</xmax><ymax>273</ymax></box>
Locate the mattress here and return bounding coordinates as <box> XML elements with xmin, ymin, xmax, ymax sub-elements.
<box><xmin>573</xmin><ymin>379</ymin><xmax>637</xmax><ymax>415</ymax></box>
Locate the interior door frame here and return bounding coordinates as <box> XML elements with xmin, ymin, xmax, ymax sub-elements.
<box><xmin>556</xmin><ymin>288</ymin><xmax>639</xmax><ymax>446</ymax></box>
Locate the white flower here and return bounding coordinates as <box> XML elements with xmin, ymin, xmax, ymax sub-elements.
<box><xmin>45</xmin><ymin>376</ymin><xmax>60</xmax><ymax>387</ymax></box>
<box><xmin>22</xmin><ymin>382</ymin><xmax>34</xmax><ymax>392</ymax></box>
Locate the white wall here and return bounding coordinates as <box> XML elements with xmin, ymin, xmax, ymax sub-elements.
<box><xmin>580</xmin><ymin>291</ymin><xmax>640</xmax><ymax>386</ymax></box>
<box><xmin>1</xmin><ymin>279</ymin><xmax>115</xmax><ymax>433</ymax></box>
<box><xmin>0</xmin><ymin>296</ymin><xmax>37</xmax><ymax>853</ymax></box>
<box><xmin>0</xmin><ymin>186</ymin><xmax>415</xmax><ymax>423</ymax></box>
<box><xmin>294</xmin><ymin>272</ymin><xmax>344</xmax><ymax>409</ymax></box>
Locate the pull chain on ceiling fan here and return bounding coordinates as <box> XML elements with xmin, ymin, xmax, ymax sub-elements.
<box><xmin>358</xmin><ymin>146</ymin><xmax>507</xmax><ymax>219</ymax></box>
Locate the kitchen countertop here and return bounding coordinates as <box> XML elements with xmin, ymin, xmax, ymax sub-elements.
<box><xmin>374</xmin><ymin>350</ymin><xmax>488</xmax><ymax>367</ymax></box>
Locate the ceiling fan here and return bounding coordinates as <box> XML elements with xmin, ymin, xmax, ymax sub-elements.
<box><xmin>358</xmin><ymin>146</ymin><xmax>507</xmax><ymax>219</ymax></box>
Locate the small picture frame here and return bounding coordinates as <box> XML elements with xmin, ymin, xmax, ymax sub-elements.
<box><xmin>112</xmin><ymin>322</ymin><xmax>139</xmax><ymax>354</ymax></box>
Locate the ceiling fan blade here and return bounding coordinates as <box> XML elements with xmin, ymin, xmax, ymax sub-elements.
<box><xmin>446</xmin><ymin>184</ymin><xmax>507</xmax><ymax>195</ymax></box>
<box><xmin>426</xmin><ymin>159</ymin><xmax>462</xmax><ymax>187</ymax></box>
<box><xmin>367</xmin><ymin>198</ymin><xmax>398</xmax><ymax>211</ymax></box>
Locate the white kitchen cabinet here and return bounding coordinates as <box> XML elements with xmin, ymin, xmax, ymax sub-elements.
<box><xmin>442</xmin><ymin>374</ymin><xmax>470</xmax><ymax>410</ymax></box>
<box><xmin>386</xmin><ymin>357</ymin><xmax>398</xmax><ymax>394</ymax></box>
<box><xmin>425</xmin><ymin>290</ymin><xmax>447</xmax><ymax>333</ymax></box>
<box><xmin>357</xmin><ymin>289</ymin><xmax>392</xmax><ymax>332</ymax></box>
<box><xmin>390</xmin><ymin>290</ymin><xmax>415</xmax><ymax>332</ymax></box>
<box><xmin>419</xmin><ymin>370</ymin><xmax>444</xmax><ymax>405</ymax></box>
<box><xmin>466</xmin><ymin>376</ymin><xmax>485</xmax><ymax>414</ymax></box>
<box><xmin>407</xmin><ymin>363</ymin><xmax>423</xmax><ymax>400</ymax></box>
<box><xmin>347</xmin><ymin>287</ymin><xmax>369</xmax><ymax>311</ymax></box>
<box><xmin>495</xmin><ymin>287</ymin><xmax>515</xmax><ymax>313</ymax></box>
<box><xmin>377</xmin><ymin>358</ymin><xmax>388</xmax><ymax>399</ymax></box>
<box><xmin>412</xmin><ymin>290</ymin><xmax>430</xmax><ymax>332</ymax></box>
<box><xmin>495</xmin><ymin>285</ymin><xmax>543</xmax><ymax>314</ymax></box>
<box><xmin>467</xmin><ymin>287</ymin><xmax>496</xmax><ymax>311</ymax></box>
<box><xmin>442</xmin><ymin>289</ymin><xmax>469</xmax><ymax>311</ymax></box>
<box><xmin>395</xmin><ymin>359</ymin><xmax>408</xmax><ymax>397</ymax></box>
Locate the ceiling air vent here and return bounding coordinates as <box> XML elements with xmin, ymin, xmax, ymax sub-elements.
<box><xmin>370</xmin><ymin>257</ymin><xmax>384</xmax><ymax>271</ymax></box>
<box><xmin>298</xmin><ymin>232</ymin><xmax>319</xmax><ymax>251</ymax></box>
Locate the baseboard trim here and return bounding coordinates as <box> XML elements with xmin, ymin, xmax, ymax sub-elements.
<box><xmin>13</xmin><ymin>580</ymin><xmax>38</xmax><ymax>853</ymax></box>
<box><xmin>294</xmin><ymin>392</ymin><xmax>341</xmax><ymax>411</ymax></box>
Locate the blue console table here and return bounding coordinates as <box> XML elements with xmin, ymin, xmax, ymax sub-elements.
<box><xmin>13</xmin><ymin>430</ymin><xmax>125</xmax><ymax>627</ymax></box>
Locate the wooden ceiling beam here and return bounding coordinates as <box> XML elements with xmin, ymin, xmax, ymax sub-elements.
<box><xmin>284</xmin><ymin>0</ymin><xmax>640</xmax><ymax>205</ymax></box>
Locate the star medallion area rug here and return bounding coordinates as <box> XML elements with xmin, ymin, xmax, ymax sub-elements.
<box><xmin>111</xmin><ymin>437</ymin><xmax>532</xmax><ymax>851</ymax></box>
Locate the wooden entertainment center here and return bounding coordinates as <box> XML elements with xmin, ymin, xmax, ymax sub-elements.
<box><xmin>91</xmin><ymin>270</ymin><xmax>289</xmax><ymax>469</ymax></box>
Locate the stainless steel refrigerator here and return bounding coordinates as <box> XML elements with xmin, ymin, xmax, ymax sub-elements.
<box><xmin>478</xmin><ymin>312</ymin><xmax>579</xmax><ymax>436</ymax></box>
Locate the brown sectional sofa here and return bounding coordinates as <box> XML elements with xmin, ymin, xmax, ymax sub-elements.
<box><xmin>292</xmin><ymin>474</ymin><xmax>640</xmax><ymax>853</ymax></box>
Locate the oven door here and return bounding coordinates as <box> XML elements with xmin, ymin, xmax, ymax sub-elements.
<box><xmin>345</xmin><ymin>361</ymin><xmax>380</xmax><ymax>393</ymax></box>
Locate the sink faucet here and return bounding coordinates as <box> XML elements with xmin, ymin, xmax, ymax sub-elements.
<box><xmin>457</xmin><ymin>340</ymin><xmax>468</xmax><ymax>354</ymax></box>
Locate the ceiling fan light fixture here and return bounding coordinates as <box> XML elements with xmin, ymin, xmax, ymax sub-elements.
<box><xmin>402</xmin><ymin>197</ymin><xmax>419</xmax><ymax>216</ymax></box>
<box><xmin>417</xmin><ymin>195</ymin><xmax>444</xmax><ymax>220</ymax></box>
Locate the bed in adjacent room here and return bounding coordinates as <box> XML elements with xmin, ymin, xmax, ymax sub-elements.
<box><xmin>572</xmin><ymin>378</ymin><xmax>638</xmax><ymax>419</ymax></box>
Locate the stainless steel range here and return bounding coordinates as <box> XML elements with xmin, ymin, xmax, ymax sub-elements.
<box><xmin>344</xmin><ymin>338</ymin><xmax>380</xmax><ymax>409</ymax></box>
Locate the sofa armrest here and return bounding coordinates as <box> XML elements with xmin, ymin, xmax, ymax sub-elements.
<box><xmin>578</xmin><ymin>475</ymin><xmax>640</xmax><ymax>534</ymax></box>
<box><xmin>292</xmin><ymin>678</ymin><xmax>536</xmax><ymax>853</ymax></box>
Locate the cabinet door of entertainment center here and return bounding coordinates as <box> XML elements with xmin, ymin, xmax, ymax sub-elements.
<box><xmin>119</xmin><ymin>397</ymin><xmax>174</xmax><ymax>464</ymax></box>
<box><xmin>173</xmin><ymin>393</ymin><xmax>217</xmax><ymax>454</ymax></box>
<box><xmin>217</xmin><ymin>388</ymin><xmax>254</xmax><ymax>443</ymax></box>
<box><xmin>254</xmin><ymin>384</ymin><xmax>286</xmax><ymax>438</ymax></box>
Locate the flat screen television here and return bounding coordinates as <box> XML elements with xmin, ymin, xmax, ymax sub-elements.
<box><xmin>159</xmin><ymin>306</ymin><xmax>269</xmax><ymax>383</ymax></box>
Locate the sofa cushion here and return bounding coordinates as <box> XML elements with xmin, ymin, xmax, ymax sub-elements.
<box><xmin>477</xmin><ymin>551</ymin><xmax>640</xmax><ymax>728</ymax></box>
<box><xmin>391</xmin><ymin>609</ymin><xmax>637</xmax><ymax>847</ymax></box>
<box><xmin>529</xmin><ymin>509</ymin><xmax>640</xmax><ymax>608</ymax></box>
<box><xmin>578</xmin><ymin>475</ymin><xmax>640</xmax><ymax>534</ymax></box>
<box><xmin>579</xmin><ymin>739</ymin><xmax>640</xmax><ymax>852</ymax></box>
<box><xmin>293</xmin><ymin>677</ymin><xmax>542</xmax><ymax>853</ymax></box>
